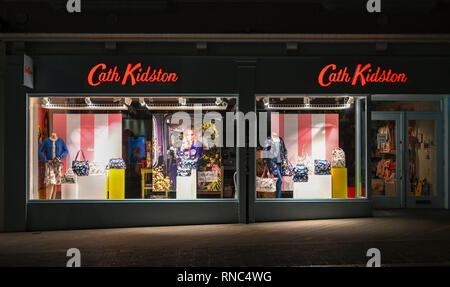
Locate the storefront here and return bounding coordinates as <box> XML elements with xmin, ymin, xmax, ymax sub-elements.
<box><xmin>2</xmin><ymin>54</ymin><xmax>449</xmax><ymax>231</ymax></box>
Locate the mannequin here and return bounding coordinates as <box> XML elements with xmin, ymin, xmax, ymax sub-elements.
<box><xmin>39</xmin><ymin>132</ymin><xmax>69</xmax><ymax>199</ymax></box>
<box><xmin>263</xmin><ymin>132</ymin><xmax>288</xmax><ymax>198</ymax></box>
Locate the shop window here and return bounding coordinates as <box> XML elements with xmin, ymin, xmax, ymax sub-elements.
<box><xmin>28</xmin><ymin>96</ymin><xmax>238</xmax><ymax>200</ymax></box>
<box><xmin>255</xmin><ymin>96</ymin><xmax>367</xmax><ymax>200</ymax></box>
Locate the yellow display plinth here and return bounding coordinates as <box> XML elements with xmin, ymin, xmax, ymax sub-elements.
<box><xmin>108</xmin><ymin>169</ymin><xmax>125</xmax><ymax>199</ymax></box>
<box><xmin>331</xmin><ymin>167</ymin><xmax>348</xmax><ymax>198</ymax></box>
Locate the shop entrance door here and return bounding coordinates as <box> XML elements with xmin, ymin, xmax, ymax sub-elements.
<box><xmin>371</xmin><ymin>112</ymin><xmax>444</xmax><ymax>209</ymax></box>
<box><xmin>371</xmin><ymin>112</ymin><xmax>403</xmax><ymax>208</ymax></box>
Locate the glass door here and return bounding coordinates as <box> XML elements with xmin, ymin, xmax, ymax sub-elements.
<box><xmin>371</xmin><ymin>112</ymin><xmax>403</xmax><ymax>208</ymax></box>
<box><xmin>405</xmin><ymin>113</ymin><xmax>444</xmax><ymax>208</ymax></box>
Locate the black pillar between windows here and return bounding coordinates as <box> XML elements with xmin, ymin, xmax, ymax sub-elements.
<box><xmin>237</xmin><ymin>59</ymin><xmax>256</xmax><ymax>223</ymax></box>
<box><xmin>0</xmin><ymin>42</ymin><xmax>5</xmax><ymax>232</ymax></box>
<box><xmin>4</xmin><ymin>54</ymin><xmax>28</xmax><ymax>232</ymax></box>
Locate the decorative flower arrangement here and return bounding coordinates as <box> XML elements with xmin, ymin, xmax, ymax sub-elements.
<box><xmin>151</xmin><ymin>140</ymin><xmax>171</xmax><ymax>192</ymax></box>
<box><xmin>152</xmin><ymin>166</ymin><xmax>172</xmax><ymax>192</ymax></box>
<box><xmin>202</xmin><ymin>122</ymin><xmax>219</xmax><ymax>148</ymax></box>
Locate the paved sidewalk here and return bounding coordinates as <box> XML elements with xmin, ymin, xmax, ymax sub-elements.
<box><xmin>1</xmin><ymin>209</ymin><xmax>450</xmax><ymax>266</ymax></box>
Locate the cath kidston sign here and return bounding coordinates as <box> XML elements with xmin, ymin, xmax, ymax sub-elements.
<box><xmin>87</xmin><ymin>62</ymin><xmax>179</xmax><ymax>87</ymax></box>
<box><xmin>318</xmin><ymin>63</ymin><xmax>407</xmax><ymax>87</ymax></box>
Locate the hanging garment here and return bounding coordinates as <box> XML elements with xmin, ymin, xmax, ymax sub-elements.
<box><xmin>263</xmin><ymin>137</ymin><xmax>288</xmax><ymax>177</ymax></box>
<box><xmin>39</xmin><ymin>137</ymin><xmax>69</xmax><ymax>163</ymax></box>
<box><xmin>378</xmin><ymin>125</ymin><xmax>393</xmax><ymax>152</ymax></box>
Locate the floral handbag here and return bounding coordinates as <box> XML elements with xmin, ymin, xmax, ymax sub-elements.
<box><xmin>314</xmin><ymin>159</ymin><xmax>331</xmax><ymax>175</ymax></box>
<box><xmin>62</xmin><ymin>168</ymin><xmax>77</xmax><ymax>184</ymax></box>
<box><xmin>331</xmin><ymin>148</ymin><xmax>346</xmax><ymax>168</ymax></box>
<box><xmin>281</xmin><ymin>158</ymin><xmax>294</xmax><ymax>176</ymax></box>
<box><xmin>256</xmin><ymin>169</ymin><xmax>278</xmax><ymax>192</ymax></box>
<box><xmin>293</xmin><ymin>165</ymin><xmax>308</xmax><ymax>182</ymax></box>
<box><xmin>107</xmin><ymin>158</ymin><xmax>126</xmax><ymax>169</ymax></box>
<box><xmin>177</xmin><ymin>167</ymin><xmax>191</xmax><ymax>177</ymax></box>
<box><xmin>72</xmin><ymin>150</ymin><xmax>89</xmax><ymax>176</ymax></box>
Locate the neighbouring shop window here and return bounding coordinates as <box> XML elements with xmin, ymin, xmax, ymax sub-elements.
<box><xmin>255</xmin><ymin>96</ymin><xmax>367</xmax><ymax>200</ymax></box>
<box><xmin>28</xmin><ymin>96</ymin><xmax>238</xmax><ymax>200</ymax></box>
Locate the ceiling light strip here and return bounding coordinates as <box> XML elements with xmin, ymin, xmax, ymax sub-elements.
<box><xmin>41</xmin><ymin>104</ymin><xmax>128</xmax><ymax>110</ymax></box>
<box><xmin>146</xmin><ymin>103</ymin><xmax>228</xmax><ymax>111</ymax></box>
<box><xmin>266</xmin><ymin>104</ymin><xmax>351</xmax><ymax>110</ymax></box>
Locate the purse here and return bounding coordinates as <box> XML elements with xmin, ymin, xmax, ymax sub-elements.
<box><xmin>256</xmin><ymin>168</ymin><xmax>278</xmax><ymax>192</ymax></box>
<box><xmin>297</xmin><ymin>145</ymin><xmax>314</xmax><ymax>174</ymax></box>
<box><xmin>62</xmin><ymin>168</ymin><xmax>77</xmax><ymax>184</ymax></box>
<box><xmin>72</xmin><ymin>150</ymin><xmax>89</xmax><ymax>176</ymax></box>
<box><xmin>107</xmin><ymin>158</ymin><xmax>126</xmax><ymax>169</ymax></box>
<box><xmin>293</xmin><ymin>165</ymin><xmax>308</xmax><ymax>182</ymax></box>
<box><xmin>281</xmin><ymin>158</ymin><xmax>294</xmax><ymax>176</ymax></box>
<box><xmin>314</xmin><ymin>159</ymin><xmax>331</xmax><ymax>175</ymax></box>
<box><xmin>177</xmin><ymin>167</ymin><xmax>191</xmax><ymax>177</ymax></box>
<box><xmin>331</xmin><ymin>148</ymin><xmax>346</xmax><ymax>168</ymax></box>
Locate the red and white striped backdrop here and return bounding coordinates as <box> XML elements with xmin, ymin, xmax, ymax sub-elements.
<box><xmin>53</xmin><ymin>114</ymin><xmax>122</xmax><ymax>172</ymax></box>
<box><xmin>271</xmin><ymin>113</ymin><xmax>339</xmax><ymax>190</ymax></box>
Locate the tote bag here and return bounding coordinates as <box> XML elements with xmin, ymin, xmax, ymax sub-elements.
<box><xmin>72</xmin><ymin>150</ymin><xmax>89</xmax><ymax>176</ymax></box>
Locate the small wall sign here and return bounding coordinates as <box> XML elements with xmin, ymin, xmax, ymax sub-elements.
<box><xmin>23</xmin><ymin>54</ymin><xmax>34</xmax><ymax>89</ymax></box>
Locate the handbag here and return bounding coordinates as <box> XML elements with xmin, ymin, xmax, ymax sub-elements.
<box><xmin>107</xmin><ymin>158</ymin><xmax>126</xmax><ymax>169</ymax></box>
<box><xmin>314</xmin><ymin>159</ymin><xmax>331</xmax><ymax>175</ymax></box>
<box><xmin>281</xmin><ymin>158</ymin><xmax>294</xmax><ymax>176</ymax></box>
<box><xmin>62</xmin><ymin>168</ymin><xmax>77</xmax><ymax>184</ymax></box>
<box><xmin>72</xmin><ymin>150</ymin><xmax>89</xmax><ymax>176</ymax></box>
<box><xmin>297</xmin><ymin>145</ymin><xmax>314</xmax><ymax>174</ymax></box>
<box><xmin>331</xmin><ymin>148</ymin><xmax>346</xmax><ymax>168</ymax></box>
<box><xmin>256</xmin><ymin>168</ymin><xmax>278</xmax><ymax>192</ymax></box>
<box><xmin>293</xmin><ymin>165</ymin><xmax>308</xmax><ymax>182</ymax></box>
<box><xmin>177</xmin><ymin>167</ymin><xmax>191</xmax><ymax>177</ymax></box>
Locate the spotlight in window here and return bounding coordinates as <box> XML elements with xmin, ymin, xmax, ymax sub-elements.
<box><xmin>347</xmin><ymin>96</ymin><xmax>355</xmax><ymax>105</ymax></box>
<box><xmin>85</xmin><ymin>97</ymin><xmax>92</xmax><ymax>105</ymax></box>
<box><xmin>124</xmin><ymin>98</ymin><xmax>132</xmax><ymax>106</ymax></box>
<box><xmin>178</xmin><ymin>97</ymin><xmax>187</xmax><ymax>106</ymax></box>
<box><xmin>42</xmin><ymin>97</ymin><xmax>50</xmax><ymax>106</ymax></box>
<box><xmin>263</xmin><ymin>97</ymin><xmax>270</xmax><ymax>106</ymax></box>
<box><xmin>303</xmin><ymin>97</ymin><xmax>311</xmax><ymax>106</ymax></box>
<box><xmin>215</xmin><ymin>97</ymin><xmax>223</xmax><ymax>106</ymax></box>
<box><xmin>139</xmin><ymin>97</ymin><xmax>146</xmax><ymax>106</ymax></box>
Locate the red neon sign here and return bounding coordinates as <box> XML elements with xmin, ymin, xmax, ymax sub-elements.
<box><xmin>318</xmin><ymin>63</ymin><xmax>407</xmax><ymax>87</ymax></box>
<box><xmin>87</xmin><ymin>63</ymin><xmax>179</xmax><ymax>87</ymax></box>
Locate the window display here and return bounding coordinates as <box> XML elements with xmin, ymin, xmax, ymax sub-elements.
<box><xmin>256</xmin><ymin>96</ymin><xmax>367</xmax><ymax>200</ymax></box>
<box><xmin>28</xmin><ymin>96</ymin><xmax>238</xmax><ymax>200</ymax></box>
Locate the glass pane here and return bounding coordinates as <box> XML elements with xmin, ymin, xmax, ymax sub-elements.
<box><xmin>408</xmin><ymin>120</ymin><xmax>436</xmax><ymax>197</ymax></box>
<box><xmin>372</xmin><ymin>101</ymin><xmax>440</xmax><ymax>112</ymax></box>
<box><xmin>255</xmin><ymin>96</ymin><xmax>367</xmax><ymax>199</ymax></box>
<box><xmin>370</xmin><ymin>120</ymin><xmax>397</xmax><ymax>197</ymax></box>
<box><xmin>28</xmin><ymin>96</ymin><xmax>238</xmax><ymax>200</ymax></box>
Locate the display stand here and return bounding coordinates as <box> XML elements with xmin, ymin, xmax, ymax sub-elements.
<box><xmin>78</xmin><ymin>175</ymin><xmax>107</xmax><ymax>199</ymax></box>
<box><xmin>331</xmin><ymin>167</ymin><xmax>348</xmax><ymax>198</ymax></box>
<box><xmin>293</xmin><ymin>174</ymin><xmax>332</xmax><ymax>199</ymax></box>
<box><xmin>176</xmin><ymin>169</ymin><xmax>197</xmax><ymax>200</ymax></box>
<box><xmin>61</xmin><ymin>183</ymin><xmax>79</xmax><ymax>199</ymax></box>
<box><xmin>108</xmin><ymin>169</ymin><xmax>125</xmax><ymax>199</ymax></box>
